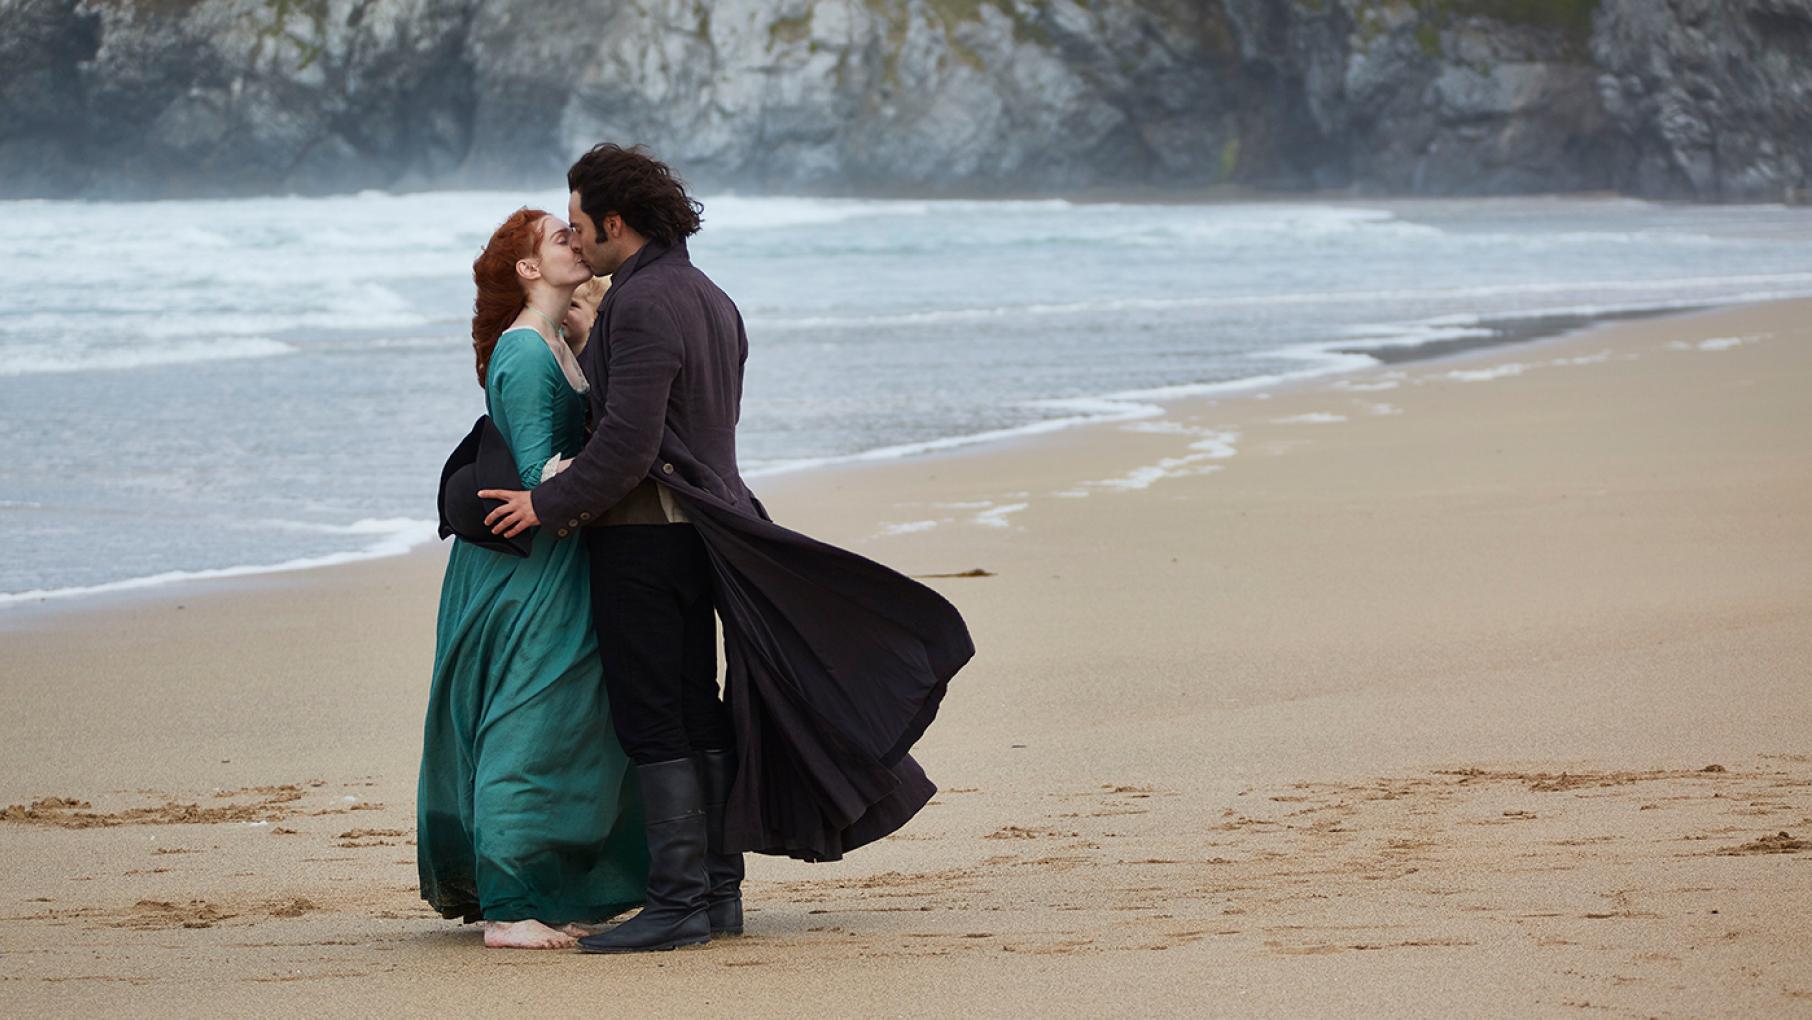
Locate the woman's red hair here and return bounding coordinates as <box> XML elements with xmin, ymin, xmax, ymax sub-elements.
<box><xmin>471</xmin><ymin>207</ymin><xmax>549</xmax><ymax>387</ymax></box>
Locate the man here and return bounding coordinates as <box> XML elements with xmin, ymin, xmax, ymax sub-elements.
<box><xmin>483</xmin><ymin>143</ymin><xmax>745</xmax><ymax>953</ymax></box>
<box><xmin>483</xmin><ymin>144</ymin><xmax>973</xmax><ymax>956</ymax></box>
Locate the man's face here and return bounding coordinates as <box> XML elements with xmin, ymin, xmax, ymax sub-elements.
<box><xmin>567</xmin><ymin>191</ymin><xmax>618</xmax><ymax>274</ymax></box>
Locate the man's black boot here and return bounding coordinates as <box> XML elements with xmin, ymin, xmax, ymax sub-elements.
<box><xmin>697</xmin><ymin>748</ymin><xmax>746</xmax><ymax>936</ymax></box>
<box><xmin>577</xmin><ymin>758</ymin><xmax>712</xmax><ymax>953</ymax></box>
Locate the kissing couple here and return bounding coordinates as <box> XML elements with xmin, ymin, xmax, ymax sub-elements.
<box><xmin>422</xmin><ymin>144</ymin><xmax>973</xmax><ymax>952</ymax></box>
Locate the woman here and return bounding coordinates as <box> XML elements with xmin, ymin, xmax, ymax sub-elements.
<box><xmin>417</xmin><ymin>209</ymin><xmax>645</xmax><ymax>950</ymax></box>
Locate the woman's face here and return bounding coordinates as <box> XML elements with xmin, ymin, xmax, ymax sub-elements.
<box><xmin>563</xmin><ymin>285</ymin><xmax>605</xmax><ymax>346</ymax></box>
<box><xmin>528</xmin><ymin>217</ymin><xmax>593</xmax><ymax>288</ymax></box>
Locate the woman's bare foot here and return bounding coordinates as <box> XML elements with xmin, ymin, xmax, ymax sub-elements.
<box><xmin>559</xmin><ymin>922</ymin><xmax>608</xmax><ymax>938</ymax></box>
<box><xmin>483</xmin><ymin>919</ymin><xmax>577</xmax><ymax>949</ymax></box>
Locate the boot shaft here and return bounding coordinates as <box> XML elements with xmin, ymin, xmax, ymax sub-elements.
<box><xmin>696</xmin><ymin>748</ymin><xmax>746</xmax><ymax>935</ymax></box>
<box><xmin>577</xmin><ymin>757</ymin><xmax>713</xmax><ymax>953</ymax></box>
<box><xmin>636</xmin><ymin>757</ymin><xmax>711</xmax><ymax>915</ymax></box>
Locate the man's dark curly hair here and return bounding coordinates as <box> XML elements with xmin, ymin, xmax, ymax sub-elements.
<box><xmin>566</xmin><ymin>143</ymin><xmax>703</xmax><ymax>248</ymax></box>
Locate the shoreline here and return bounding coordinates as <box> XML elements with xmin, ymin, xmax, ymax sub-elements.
<box><xmin>0</xmin><ymin>294</ymin><xmax>1789</xmax><ymax>621</ymax></box>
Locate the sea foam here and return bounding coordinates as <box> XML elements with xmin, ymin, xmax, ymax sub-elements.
<box><xmin>3</xmin><ymin>337</ymin><xmax>297</xmax><ymax>376</ymax></box>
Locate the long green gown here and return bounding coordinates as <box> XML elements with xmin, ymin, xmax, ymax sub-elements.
<box><xmin>417</xmin><ymin>327</ymin><xmax>647</xmax><ymax>925</ymax></box>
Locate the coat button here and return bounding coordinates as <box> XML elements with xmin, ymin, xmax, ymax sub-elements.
<box><xmin>557</xmin><ymin>528</ymin><xmax>569</xmax><ymax>537</ymax></box>
<box><xmin>580</xmin><ymin>512</ymin><xmax>591</xmax><ymax>521</ymax></box>
<box><xmin>568</xmin><ymin>519</ymin><xmax>579</xmax><ymax>527</ymax></box>
<box><xmin>661</xmin><ymin>463</ymin><xmax>674</xmax><ymax>475</ymax></box>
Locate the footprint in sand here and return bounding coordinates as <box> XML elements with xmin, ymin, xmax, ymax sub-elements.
<box><xmin>983</xmin><ymin>825</ymin><xmax>1079</xmax><ymax>841</ymax></box>
<box><xmin>109</xmin><ymin>899</ymin><xmax>237</xmax><ymax>930</ymax></box>
<box><xmin>1717</xmin><ymin>831</ymin><xmax>1809</xmax><ymax>855</ymax></box>
<box><xmin>337</xmin><ymin>828</ymin><xmax>409</xmax><ymax>848</ymax></box>
<box><xmin>0</xmin><ymin>784</ymin><xmax>368</xmax><ymax>828</ymax></box>
<box><xmin>268</xmin><ymin>897</ymin><xmax>319</xmax><ymax>918</ymax></box>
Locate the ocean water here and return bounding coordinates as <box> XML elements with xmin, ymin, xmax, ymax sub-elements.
<box><xmin>4</xmin><ymin>192</ymin><xmax>1812</xmax><ymax>603</ymax></box>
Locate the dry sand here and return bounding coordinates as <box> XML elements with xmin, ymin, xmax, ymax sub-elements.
<box><xmin>2</xmin><ymin>300</ymin><xmax>1809</xmax><ymax>1017</ymax></box>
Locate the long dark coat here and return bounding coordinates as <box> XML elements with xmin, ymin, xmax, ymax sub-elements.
<box><xmin>532</xmin><ymin>239</ymin><xmax>973</xmax><ymax>862</ymax></box>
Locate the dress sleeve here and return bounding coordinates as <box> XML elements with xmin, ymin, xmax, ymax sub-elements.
<box><xmin>485</xmin><ymin>335</ymin><xmax>563</xmax><ymax>489</ymax></box>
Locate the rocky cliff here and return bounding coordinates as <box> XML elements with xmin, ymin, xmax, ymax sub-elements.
<box><xmin>2</xmin><ymin>0</ymin><xmax>1807</xmax><ymax>200</ymax></box>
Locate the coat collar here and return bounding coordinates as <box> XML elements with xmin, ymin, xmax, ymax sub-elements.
<box><xmin>608</xmin><ymin>238</ymin><xmax>688</xmax><ymax>291</ymax></box>
<box><xmin>583</xmin><ymin>239</ymin><xmax>690</xmax><ymax>380</ymax></box>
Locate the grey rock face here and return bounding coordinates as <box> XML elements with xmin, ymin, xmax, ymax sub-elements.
<box><xmin>1306</xmin><ymin>6</ymin><xmax>1615</xmax><ymax>196</ymax></box>
<box><xmin>1593</xmin><ymin>0</ymin><xmax>1812</xmax><ymax>200</ymax></box>
<box><xmin>0</xmin><ymin>0</ymin><xmax>1806</xmax><ymax>201</ymax></box>
<box><xmin>0</xmin><ymin>0</ymin><xmax>478</xmax><ymax>197</ymax></box>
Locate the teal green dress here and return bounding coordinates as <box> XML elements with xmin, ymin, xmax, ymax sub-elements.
<box><xmin>417</xmin><ymin>328</ymin><xmax>647</xmax><ymax>925</ymax></box>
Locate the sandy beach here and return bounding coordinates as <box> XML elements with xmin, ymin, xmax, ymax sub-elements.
<box><xmin>2</xmin><ymin>299</ymin><xmax>1809</xmax><ymax>1016</ymax></box>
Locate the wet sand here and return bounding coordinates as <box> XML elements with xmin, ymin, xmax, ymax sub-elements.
<box><xmin>2</xmin><ymin>300</ymin><xmax>1809</xmax><ymax>1016</ymax></box>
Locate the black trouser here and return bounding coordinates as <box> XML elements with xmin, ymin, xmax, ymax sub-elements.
<box><xmin>586</xmin><ymin>524</ymin><xmax>733</xmax><ymax>764</ymax></box>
